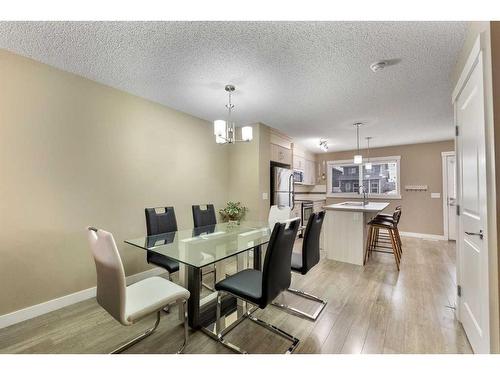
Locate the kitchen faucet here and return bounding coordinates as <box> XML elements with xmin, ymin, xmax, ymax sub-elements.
<box><xmin>359</xmin><ymin>185</ymin><xmax>368</xmax><ymax>206</ymax></box>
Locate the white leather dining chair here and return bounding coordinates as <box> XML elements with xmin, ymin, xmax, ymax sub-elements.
<box><xmin>87</xmin><ymin>227</ymin><xmax>190</xmax><ymax>354</ymax></box>
<box><xmin>268</xmin><ymin>205</ymin><xmax>300</xmax><ymax>229</ymax></box>
<box><xmin>268</xmin><ymin>205</ymin><xmax>291</xmax><ymax>229</ymax></box>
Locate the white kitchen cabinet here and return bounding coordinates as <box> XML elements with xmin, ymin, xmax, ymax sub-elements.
<box><xmin>270</xmin><ymin>143</ymin><xmax>292</xmax><ymax>165</ymax></box>
<box><xmin>270</xmin><ymin>130</ymin><xmax>293</xmax><ymax>150</ymax></box>
<box><xmin>293</xmin><ymin>155</ymin><xmax>305</xmax><ymax>170</ymax></box>
<box><xmin>292</xmin><ymin>145</ymin><xmax>317</xmax><ymax>185</ymax></box>
<box><xmin>305</xmin><ymin>159</ymin><xmax>316</xmax><ymax>185</ymax></box>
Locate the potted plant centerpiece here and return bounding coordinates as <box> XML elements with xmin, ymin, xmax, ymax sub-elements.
<box><xmin>219</xmin><ymin>201</ymin><xmax>248</xmax><ymax>225</ymax></box>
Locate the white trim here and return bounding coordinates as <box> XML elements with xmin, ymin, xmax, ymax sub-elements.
<box><xmin>452</xmin><ymin>36</ymin><xmax>481</xmax><ymax>103</ymax></box>
<box><xmin>0</xmin><ymin>267</ymin><xmax>166</xmax><ymax>330</ymax></box>
<box><xmin>442</xmin><ymin>151</ymin><xmax>456</xmax><ymax>241</ymax></box>
<box><xmin>399</xmin><ymin>231</ymin><xmax>446</xmax><ymax>241</ymax></box>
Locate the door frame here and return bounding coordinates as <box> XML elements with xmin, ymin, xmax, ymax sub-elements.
<box><xmin>441</xmin><ymin>151</ymin><xmax>456</xmax><ymax>241</ymax></box>
<box><xmin>453</xmin><ymin>32</ymin><xmax>497</xmax><ymax>353</ymax></box>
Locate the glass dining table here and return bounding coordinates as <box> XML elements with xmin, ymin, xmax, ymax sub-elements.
<box><xmin>125</xmin><ymin>221</ymin><xmax>271</xmax><ymax>331</ymax></box>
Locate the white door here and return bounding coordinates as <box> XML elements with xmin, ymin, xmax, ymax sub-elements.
<box><xmin>455</xmin><ymin>48</ymin><xmax>490</xmax><ymax>353</ymax></box>
<box><xmin>446</xmin><ymin>155</ymin><xmax>457</xmax><ymax>240</ymax></box>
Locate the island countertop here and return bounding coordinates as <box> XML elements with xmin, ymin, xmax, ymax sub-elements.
<box><xmin>324</xmin><ymin>201</ymin><xmax>390</xmax><ymax>213</ymax></box>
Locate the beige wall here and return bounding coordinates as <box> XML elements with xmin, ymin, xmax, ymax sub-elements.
<box><xmin>227</xmin><ymin>123</ymin><xmax>271</xmax><ymax>222</ymax></box>
<box><xmin>316</xmin><ymin>141</ymin><xmax>454</xmax><ymax>236</ymax></box>
<box><xmin>0</xmin><ymin>49</ymin><xmax>230</xmax><ymax>315</ymax></box>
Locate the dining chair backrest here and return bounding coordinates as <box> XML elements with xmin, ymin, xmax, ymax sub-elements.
<box><xmin>393</xmin><ymin>206</ymin><xmax>402</xmax><ymax>226</ymax></box>
<box><xmin>145</xmin><ymin>206</ymin><xmax>178</xmax><ymax>236</ymax></box>
<box><xmin>192</xmin><ymin>204</ymin><xmax>217</xmax><ymax>228</ymax></box>
<box><xmin>261</xmin><ymin>218</ymin><xmax>300</xmax><ymax>307</ymax></box>
<box><xmin>87</xmin><ymin>227</ymin><xmax>128</xmax><ymax>325</ymax></box>
<box><xmin>268</xmin><ymin>205</ymin><xmax>291</xmax><ymax>229</ymax></box>
<box><xmin>301</xmin><ymin>211</ymin><xmax>325</xmax><ymax>274</ymax></box>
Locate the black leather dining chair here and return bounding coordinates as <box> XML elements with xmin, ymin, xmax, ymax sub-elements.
<box><xmin>192</xmin><ymin>204</ymin><xmax>217</xmax><ymax>228</ymax></box>
<box><xmin>213</xmin><ymin>218</ymin><xmax>301</xmax><ymax>354</ymax></box>
<box><xmin>145</xmin><ymin>207</ymin><xmax>180</xmax><ymax>277</ymax></box>
<box><xmin>272</xmin><ymin>211</ymin><xmax>327</xmax><ymax>321</ymax></box>
<box><xmin>192</xmin><ymin>204</ymin><xmax>218</xmax><ymax>290</ymax></box>
<box><xmin>144</xmin><ymin>207</ymin><xmax>181</xmax><ymax>313</ymax></box>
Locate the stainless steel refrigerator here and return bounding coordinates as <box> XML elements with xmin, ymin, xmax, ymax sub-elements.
<box><xmin>271</xmin><ymin>165</ymin><xmax>295</xmax><ymax>208</ymax></box>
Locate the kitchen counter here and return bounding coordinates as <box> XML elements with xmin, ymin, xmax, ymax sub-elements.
<box><xmin>324</xmin><ymin>201</ymin><xmax>389</xmax><ymax>212</ymax></box>
<box><xmin>295</xmin><ymin>196</ymin><xmax>326</xmax><ymax>202</ymax></box>
<box><xmin>323</xmin><ymin>201</ymin><xmax>389</xmax><ymax>265</ymax></box>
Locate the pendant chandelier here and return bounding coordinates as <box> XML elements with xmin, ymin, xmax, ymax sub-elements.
<box><xmin>353</xmin><ymin>122</ymin><xmax>363</xmax><ymax>164</ymax></box>
<box><xmin>365</xmin><ymin>136</ymin><xmax>372</xmax><ymax>170</ymax></box>
<box><xmin>213</xmin><ymin>84</ymin><xmax>253</xmax><ymax>144</ymax></box>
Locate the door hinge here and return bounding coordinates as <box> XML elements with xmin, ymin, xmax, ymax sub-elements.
<box><xmin>456</xmin><ymin>205</ymin><xmax>460</xmax><ymax>216</ymax></box>
<box><xmin>457</xmin><ymin>285</ymin><xmax>462</xmax><ymax>297</ymax></box>
<box><xmin>455</xmin><ymin>126</ymin><xmax>459</xmax><ymax>136</ymax></box>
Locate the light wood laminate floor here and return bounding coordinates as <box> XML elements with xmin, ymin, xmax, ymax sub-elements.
<box><xmin>0</xmin><ymin>237</ymin><xmax>472</xmax><ymax>354</ymax></box>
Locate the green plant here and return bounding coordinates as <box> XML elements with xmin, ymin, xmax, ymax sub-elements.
<box><xmin>219</xmin><ymin>201</ymin><xmax>248</xmax><ymax>222</ymax></box>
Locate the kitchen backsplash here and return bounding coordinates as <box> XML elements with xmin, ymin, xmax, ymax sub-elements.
<box><xmin>294</xmin><ymin>184</ymin><xmax>326</xmax><ymax>194</ymax></box>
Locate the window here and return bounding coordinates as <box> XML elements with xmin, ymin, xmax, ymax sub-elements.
<box><xmin>330</xmin><ymin>165</ymin><xmax>360</xmax><ymax>193</ymax></box>
<box><xmin>327</xmin><ymin>156</ymin><xmax>401</xmax><ymax>199</ymax></box>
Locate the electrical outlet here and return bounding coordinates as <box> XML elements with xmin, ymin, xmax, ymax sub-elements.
<box><xmin>262</xmin><ymin>193</ymin><xmax>268</xmax><ymax>200</ymax></box>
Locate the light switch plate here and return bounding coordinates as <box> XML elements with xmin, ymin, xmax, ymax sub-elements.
<box><xmin>431</xmin><ymin>193</ymin><xmax>441</xmax><ymax>199</ymax></box>
<box><xmin>262</xmin><ymin>193</ymin><xmax>268</xmax><ymax>200</ymax></box>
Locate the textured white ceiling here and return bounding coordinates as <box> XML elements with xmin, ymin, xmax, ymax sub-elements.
<box><xmin>0</xmin><ymin>21</ymin><xmax>466</xmax><ymax>152</ymax></box>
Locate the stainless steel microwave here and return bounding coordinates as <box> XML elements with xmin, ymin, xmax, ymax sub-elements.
<box><xmin>293</xmin><ymin>170</ymin><xmax>304</xmax><ymax>183</ymax></box>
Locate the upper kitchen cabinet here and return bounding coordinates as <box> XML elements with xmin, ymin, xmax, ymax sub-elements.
<box><xmin>293</xmin><ymin>154</ymin><xmax>305</xmax><ymax>170</ymax></box>
<box><xmin>293</xmin><ymin>145</ymin><xmax>316</xmax><ymax>185</ymax></box>
<box><xmin>270</xmin><ymin>129</ymin><xmax>293</xmax><ymax>165</ymax></box>
<box><xmin>305</xmin><ymin>159</ymin><xmax>316</xmax><ymax>185</ymax></box>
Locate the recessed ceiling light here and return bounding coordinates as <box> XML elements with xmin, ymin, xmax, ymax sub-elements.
<box><xmin>370</xmin><ymin>61</ymin><xmax>387</xmax><ymax>72</ymax></box>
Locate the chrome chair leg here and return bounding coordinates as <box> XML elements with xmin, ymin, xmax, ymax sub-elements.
<box><xmin>111</xmin><ymin>298</ymin><xmax>189</xmax><ymax>354</ymax></box>
<box><xmin>272</xmin><ymin>287</ymin><xmax>327</xmax><ymax>321</ymax></box>
<box><xmin>248</xmin><ymin>315</ymin><xmax>300</xmax><ymax>354</ymax></box>
<box><xmin>177</xmin><ymin>299</ymin><xmax>189</xmax><ymax>354</ymax></box>
<box><xmin>111</xmin><ymin>311</ymin><xmax>161</xmax><ymax>354</ymax></box>
<box><xmin>209</xmin><ymin>291</ymin><xmax>299</xmax><ymax>354</ymax></box>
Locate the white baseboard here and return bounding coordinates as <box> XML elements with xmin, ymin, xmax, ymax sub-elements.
<box><xmin>399</xmin><ymin>231</ymin><xmax>446</xmax><ymax>241</ymax></box>
<box><xmin>0</xmin><ymin>267</ymin><xmax>166</xmax><ymax>330</ymax></box>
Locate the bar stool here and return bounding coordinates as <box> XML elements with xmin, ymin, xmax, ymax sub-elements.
<box><xmin>373</xmin><ymin>206</ymin><xmax>402</xmax><ymax>254</ymax></box>
<box><xmin>364</xmin><ymin>208</ymin><xmax>402</xmax><ymax>270</ymax></box>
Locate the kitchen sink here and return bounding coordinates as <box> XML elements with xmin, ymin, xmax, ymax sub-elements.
<box><xmin>340</xmin><ymin>201</ymin><xmax>367</xmax><ymax>206</ymax></box>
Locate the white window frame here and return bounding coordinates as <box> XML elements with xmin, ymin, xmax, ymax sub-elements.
<box><xmin>326</xmin><ymin>156</ymin><xmax>402</xmax><ymax>199</ymax></box>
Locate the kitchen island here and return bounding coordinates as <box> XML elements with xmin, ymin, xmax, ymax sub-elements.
<box><xmin>323</xmin><ymin>201</ymin><xmax>390</xmax><ymax>265</ymax></box>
